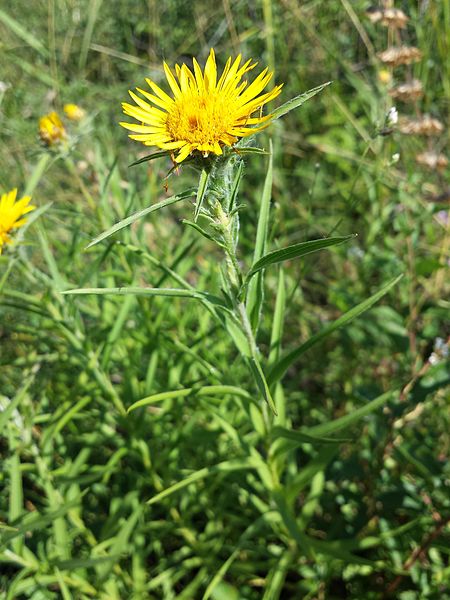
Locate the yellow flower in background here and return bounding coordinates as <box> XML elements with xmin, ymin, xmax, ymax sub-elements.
<box><xmin>378</xmin><ymin>69</ymin><xmax>392</xmax><ymax>85</ymax></box>
<box><xmin>64</xmin><ymin>103</ymin><xmax>85</xmax><ymax>122</ymax></box>
<box><xmin>120</xmin><ymin>48</ymin><xmax>283</xmax><ymax>163</ymax></box>
<box><xmin>39</xmin><ymin>111</ymin><xmax>66</xmax><ymax>146</ymax></box>
<box><xmin>0</xmin><ymin>189</ymin><xmax>35</xmax><ymax>254</ymax></box>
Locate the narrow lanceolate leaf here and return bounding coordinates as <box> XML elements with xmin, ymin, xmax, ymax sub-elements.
<box><xmin>228</xmin><ymin>160</ymin><xmax>243</xmax><ymax>213</ymax></box>
<box><xmin>246</xmin><ymin>142</ymin><xmax>273</xmax><ymax>330</ymax></box>
<box><xmin>182</xmin><ymin>219</ymin><xmax>226</xmax><ymax>247</ymax></box>
<box><xmin>305</xmin><ymin>389</ymin><xmax>397</xmax><ymax>437</ymax></box>
<box><xmin>246</xmin><ymin>235</ymin><xmax>353</xmax><ymax>282</ymax></box>
<box><xmin>147</xmin><ymin>459</ymin><xmax>256</xmax><ymax>505</ymax></box>
<box><xmin>271</xmin><ymin>426</ymin><xmax>350</xmax><ymax>447</ymax></box>
<box><xmin>271</xmin><ymin>81</ymin><xmax>332</xmax><ymax>121</ymax></box>
<box><xmin>194</xmin><ymin>169</ymin><xmax>210</xmax><ymax>222</ymax></box>
<box><xmin>61</xmin><ymin>286</ymin><xmax>226</xmax><ymax>306</ymax></box>
<box><xmin>268</xmin><ymin>274</ymin><xmax>404</xmax><ymax>385</ymax></box>
<box><xmin>247</xmin><ymin>357</ymin><xmax>277</xmax><ymax>415</ymax></box>
<box><xmin>86</xmin><ymin>188</ymin><xmax>196</xmax><ymax>248</ymax></box>
<box><xmin>268</xmin><ymin>268</ymin><xmax>286</xmax><ymax>367</ymax></box>
<box><xmin>128</xmin><ymin>150</ymin><xmax>170</xmax><ymax>167</ymax></box>
<box><xmin>233</xmin><ymin>146</ymin><xmax>270</xmax><ymax>155</ymax></box>
<box><xmin>127</xmin><ymin>385</ymin><xmax>251</xmax><ymax>413</ymax></box>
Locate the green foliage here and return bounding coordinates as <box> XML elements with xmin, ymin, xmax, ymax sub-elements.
<box><xmin>1</xmin><ymin>1</ymin><xmax>449</xmax><ymax>599</ymax></box>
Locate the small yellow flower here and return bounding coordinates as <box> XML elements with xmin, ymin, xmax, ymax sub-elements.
<box><xmin>0</xmin><ymin>189</ymin><xmax>36</xmax><ymax>254</ymax></box>
<box><xmin>120</xmin><ymin>48</ymin><xmax>283</xmax><ymax>163</ymax></box>
<box><xmin>64</xmin><ymin>103</ymin><xmax>86</xmax><ymax>122</ymax></box>
<box><xmin>39</xmin><ymin>111</ymin><xmax>66</xmax><ymax>146</ymax></box>
<box><xmin>378</xmin><ymin>69</ymin><xmax>392</xmax><ymax>85</ymax></box>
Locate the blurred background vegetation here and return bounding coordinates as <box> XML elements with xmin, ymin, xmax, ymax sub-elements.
<box><xmin>1</xmin><ymin>1</ymin><xmax>449</xmax><ymax>598</ymax></box>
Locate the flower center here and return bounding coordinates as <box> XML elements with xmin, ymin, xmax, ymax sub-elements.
<box><xmin>166</xmin><ymin>92</ymin><xmax>235</xmax><ymax>145</ymax></box>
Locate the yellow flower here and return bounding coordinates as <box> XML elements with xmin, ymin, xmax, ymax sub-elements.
<box><xmin>39</xmin><ymin>111</ymin><xmax>66</xmax><ymax>146</ymax></box>
<box><xmin>64</xmin><ymin>103</ymin><xmax>86</xmax><ymax>122</ymax></box>
<box><xmin>378</xmin><ymin>69</ymin><xmax>392</xmax><ymax>85</ymax></box>
<box><xmin>0</xmin><ymin>189</ymin><xmax>35</xmax><ymax>254</ymax></box>
<box><xmin>120</xmin><ymin>48</ymin><xmax>283</xmax><ymax>163</ymax></box>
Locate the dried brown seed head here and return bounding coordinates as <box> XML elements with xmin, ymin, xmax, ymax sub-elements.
<box><xmin>367</xmin><ymin>7</ymin><xmax>409</xmax><ymax>28</ymax></box>
<box><xmin>389</xmin><ymin>79</ymin><xmax>423</xmax><ymax>102</ymax></box>
<box><xmin>378</xmin><ymin>46</ymin><xmax>422</xmax><ymax>66</ymax></box>
<box><xmin>399</xmin><ymin>115</ymin><xmax>444</xmax><ymax>136</ymax></box>
<box><xmin>416</xmin><ymin>152</ymin><xmax>448</xmax><ymax>171</ymax></box>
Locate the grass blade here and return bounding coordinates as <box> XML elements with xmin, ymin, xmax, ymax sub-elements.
<box><xmin>78</xmin><ymin>0</ymin><xmax>103</xmax><ymax>71</ymax></box>
<box><xmin>0</xmin><ymin>9</ymin><xmax>49</xmax><ymax>57</ymax></box>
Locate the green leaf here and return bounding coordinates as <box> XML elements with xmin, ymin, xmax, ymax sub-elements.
<box><xmin>127</xmin><ymin>385</ymin><xmax>251</xmax><ymax>413</ymax></box>
<box><xmin>305</xmin><ymin>389</ymin><xmax>396</xmax><ymax>438</ymax></box>
<box><xmin>147</xmin><ymin>459</ymin><xmax>256</xmax><ymax>505</ymax></box>
<box><xmin>271</xmin><ymin>490</ymin><xmax>315</xmax><ymax>559</ymax></box>
<box><xmin>271</xmin><ymin>425</ymin><xmax>350</xmax><ymax>447</ymax></box>
<box><xmin>262</xmin><ymin>547</ymin><xmax>296</xmax><ymax>600</ymax></box>
<box><xmin>246</xmin><ymin>142</ymin><xmax>273</xmax><ymax>330</ymax></box>
<box><xmin>246</xmin><ymin>235</ymin><xmax>353</xmax><ymax>282</ymax></box>
<box><xmin>194</xmin><ymin>169</ymin><xmax>209</xmax><ymax>222</ymax></box>
<box><xmin>272</xmin><ymin>491</ymin><xmax>380</xmax><ymax>566</ymax></box>
<box><xmin>55</xmin><ymin>570</ymin><xmax>73</xmax><ymax>600</ymax></box>
<box><xmin>233</xmin><ymin>146</ymin><xmax>270</xmax><ymax>155</ymax></box>
<box><xmin>128</xmin><ymin>150</ymin><xmax>170</xmax><ymax>167</ymax></box>
<box><xmin>247</xmin><ymin>357</ymin><xmax>277</xmax><ymax>415</ymax></box>
<box><xmin>61</xmin><ymin>286</ymin><xmax>226</xmax><ymax>307</ymax></box>
<box><xmin>268</xmin><ymin>274</ymin><xmax>404</xmax><ymax>385</ymax></box>
<box><xmin>227</xmin><ymin>160</ymin><xmax>243</xmax><ymax>213</ymax></box>
<box><xmin>85</xmin><ymin>188</ymin><xmax>196</xmax><ymax>248</ymax></box>
<box><xmin>271</xmin><ymin>82</ymin><xmax>332</xmax><ymax>121</ymax></box>
<box><xmin>268</xmin><ymin>268</ymin><xmax>286</xmax><ymax>367</ymax></box>
<box><xmin>182</xmin><ymin>219</ymin><xmax>226</xmax><ymax>248</ymax></box>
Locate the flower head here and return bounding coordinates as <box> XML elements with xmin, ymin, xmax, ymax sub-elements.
<box><xmin>0</xmin><ymin>189</ymin><xmax>35</xmax><ymax>254</ymax></box>
<box><xmin>120</xmin><ymin>49</ymin><xmax>283</xmax><ymax>163</ymax></box>
<box><xmin>39</xmin><ymin>111</ymin><xmax>66</xmax><ymax>146</ymax></box>
<box><xmin>64</xmin><ymin>103</ymin><xmax>86</xmax><ymax>122</ymax></box>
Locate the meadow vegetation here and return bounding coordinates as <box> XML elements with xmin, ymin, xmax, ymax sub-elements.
<box><xmin>1</xmin><ymin>1</ymin><xmax>449</xmax><ymax>598</ymax></box>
